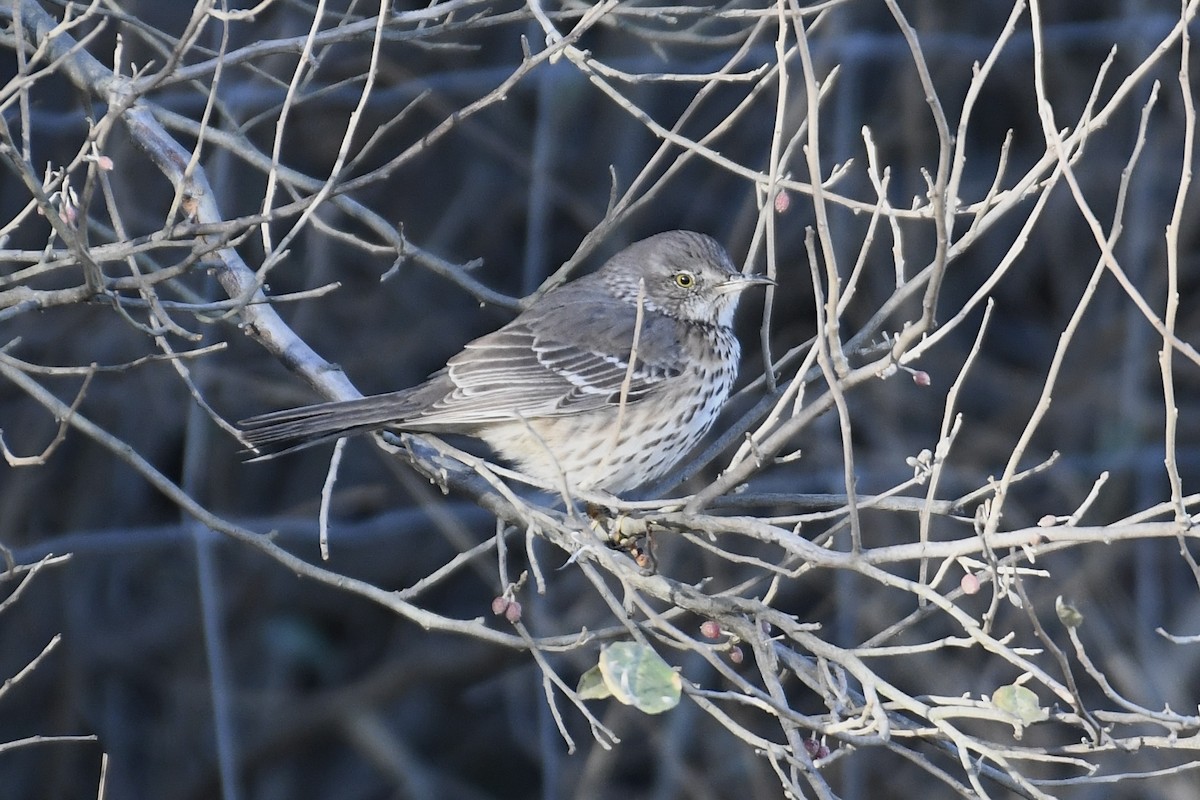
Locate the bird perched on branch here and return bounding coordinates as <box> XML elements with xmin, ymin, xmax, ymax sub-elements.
<box><xmin>240</xmin><ymin>230</ymin><xmax>772</xmax><ymax>494</ymax></box>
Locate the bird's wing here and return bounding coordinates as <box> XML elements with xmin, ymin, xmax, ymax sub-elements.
<box><xmin>405</xmin><ymin>285</ymin><xmax>683</xmax><ymax>427</ymax></box>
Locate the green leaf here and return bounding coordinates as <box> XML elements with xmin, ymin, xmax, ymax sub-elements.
<box><xmin>1056</xmin><ymin>595</ymin><xmax>1084</xmax><ymax>628</ymax></box>
<box><xmin>577</xmin><ymin>665</ymin><xmax>612</xmax><ymax>700</ymax></box>
<box><xmin>992</xmin><ymin>683</ymin><xmax>1048</xmax><ymax>733</ymax></box>
<box><xmin>597</xmin><ymin>641</ymin><xmax>682</xmax><ymax>715</ymax></box>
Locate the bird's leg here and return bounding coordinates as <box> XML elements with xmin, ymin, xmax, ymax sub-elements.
<box><xmin>586</xmin><ymin>502</ymin><xmax>656</xmax><ymax>572</ymax></box>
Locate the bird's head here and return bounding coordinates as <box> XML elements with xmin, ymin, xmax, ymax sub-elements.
<box><xmin>600</xmin><ymin>231</ymin><xmax>773</xmax><ymax>328</ymax></box>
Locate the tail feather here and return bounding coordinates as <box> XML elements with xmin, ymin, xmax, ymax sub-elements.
<box><xmin>239</xmin><ymin>392</ymin><xmax>421</xmax><ymax>458</ymax></box>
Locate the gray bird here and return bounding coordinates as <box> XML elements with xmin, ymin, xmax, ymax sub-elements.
<box><xmin>239</xmin><ymin>230</ymin><xmax>771</xmax><ymax>494</ymax></box>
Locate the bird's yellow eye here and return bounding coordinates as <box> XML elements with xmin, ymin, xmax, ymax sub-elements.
<box><xmin>673</xmin><ymin>271</ymin><xmax>696</xmax><ymax>289</ymax></box>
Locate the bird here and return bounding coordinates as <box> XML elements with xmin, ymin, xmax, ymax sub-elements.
<box><xmin>239</xmin><ymin>230</ymin><xmax>772</xmax><ymax>495</ymax></box>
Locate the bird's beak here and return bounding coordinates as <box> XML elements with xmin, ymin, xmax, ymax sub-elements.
<box><xmin>718</xmin><ymin>273</ymin><xmax>775</xmax><ymax>294</ymax></box>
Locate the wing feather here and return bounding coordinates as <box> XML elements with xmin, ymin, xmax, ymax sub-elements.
<box><xmin>402</xmin><ymin>285</ymin><xmax>683</xmax><ymax>427</ymax></box>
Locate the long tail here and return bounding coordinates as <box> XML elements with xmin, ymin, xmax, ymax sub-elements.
<box><xmin>239</xmin><ymin>392</ymin><xmax>421</xmax><ymax>458</ymax></box>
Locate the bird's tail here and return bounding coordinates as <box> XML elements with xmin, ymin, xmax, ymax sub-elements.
<box><xmin>238</xmin><ymin>392</ymin><xmax>421</xmax><ymax>458</ymax></box>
